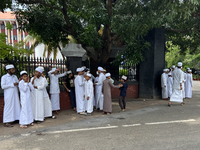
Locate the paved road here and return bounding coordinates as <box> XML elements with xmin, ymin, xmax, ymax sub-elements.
<box><xmin>0</xmin><ymin>81</ymin><xmax>200</xmax><ymax>150</ymax></box>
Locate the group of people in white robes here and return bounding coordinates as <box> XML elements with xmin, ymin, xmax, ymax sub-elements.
<box><xmin>1</xmin><ymin>64</ymin><xmax>71</xmax><ymax>128</ymax></box>
<box><xmin>161</xmin><ymin>62</ymin><xmax>193</xmax><ymax>106</ymax></box>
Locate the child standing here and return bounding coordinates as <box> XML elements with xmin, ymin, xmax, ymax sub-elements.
<box><xmin>167</xmin><ymin>72</ymin><xmax>173</xmax><ymax>98</ymax></box>
<box><xmin>19</xmin><ymin>71</ymin><xmax>34</xmax><ymax>128</ymax></box>
<box><xmin>119</xmin><ymin>75</ymin><xmax>128</xmax><ymax>112</ymax></box>
<box><xmin>84</xmin><ymin>73</ymin><xmax>94</xmax><ymax>116</ymax></box>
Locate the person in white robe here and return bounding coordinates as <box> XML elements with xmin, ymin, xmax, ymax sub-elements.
<box><xmin>171</xmin><ymin>65</ymin><xmax>175</xmax><ymax>77</ymax></box>
<box><xmin>19</xmin><ymin>71</ymin><xmax>34</xmax><ymax>128</ymax></box>
<box><xmin>95</xmin><ymin>67</ymin><xmax>106</xmax><ymax>111</ymax></box>
<box><xmin>167</xmin><ymin>72</ymin><xmax>173</xmax><ymax>98</ymax></box>
<box><xmin>84</xmin><ymin>73</ymin><xmax>94</xmax><ymax>116</ymax></box>
<box><xmin>1</xmin><ymin>64</ymin><xmax>21</xmax><ymax>127</ymax></box>
<box><xmin>168</xmin><ymin>62</ymin><xmax>184</xmax><ymax>106</ymax></box>
<box><xmin>181</xmin><ymin>68</ymin><xmax>187</xmax><ymax>100</ymax></box>
<box><xmin>94</xmin><ymin>71</ymin><xmax>99</xmax><ymax>108</ymax></box>
<box><xmin>38</xmin><ymin>66</ymin><xmax>56</xmax><ymax>119</ymax></box>
<box><xmin>31</xmin><ymin>67</ymin><xmax>46</xmax><ymax>123</ymax></box>
<box><xmin>48</xmin><ymin>67</ymin><xmax>68</xmax><ymax>114</ymax></box>
<box><xmin>185</xmin><ymin>70</ymin><xmax>193</xmax><ymax>98</ymax></box>
<box><xmin>75</xmin><ymin>67</ymin><xmax>86</xmax><ymax>115</ymax></box>
<box><xmin>161</xmin><ymin>69</ymin><xmax>168</xmax><ymax>100</ymax></box>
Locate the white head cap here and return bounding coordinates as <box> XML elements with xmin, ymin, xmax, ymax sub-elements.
<box><xmin>86</xmin><ymin>73</ymin><xmax>91</xmax><ymax>77</ymax></box>
<box><xmin>51</xmin><ymin>68</ymin><xmax>56</xmax><ymax>72</ymax></box>
<box><xmin>167</xmin><ymin>69</ymin><xmax>169</xmax><ymax>71</ymax></box>
<box><xmin>76</xmin><ymin>67</ymin><xmax>84</xmax><ymax>72</ymax></box>
<box><xmin>163</xmin><ymin>69</ymin><xmax>168</xmax><ymax>72</ymax></box>
<box><xmin>187</xmin><ymin>68</ymin><xmax>190</xmax><ymax>70</ymax></box>
<box><xmin>6</xmin><ymin>64</ymin><xmax>14</xmax><ymax>70</ymax></box>
<box><xmin>35</xmin><ymin>67</ymin><xmax>43</xmax><ymax>73</ymax></box>
<box><xmin>20</xmin><ymin>71</ymin><xmax>27</xmax><ymax>76</ymax></box>
<box><xmin>67</xmin><ymin>70</ymin><xmax>72</xmax><ymax>74</ymax></box>
<box><xmin>98</xmin><ymin>67</ymin><xmax>104</xmax><ymax>72</ymax></box>
<box><xmin>38</xmin><ymin>66</ymin><xmax>44</xmax><ymax>72</ymax></box>
<box><xmin>82</xmin><ymin>66</ymin><xmax>86</xmax><ymax>70</ymax></box>
<box><xmin>168</xmin><ymin>72</ymin><xmax>172</xmax><ymax>76</ymax></box>
<box><xmin>106</xmin><ymin>73</ymin><xmax>111</xmax><ymax>77</ymax></box>
<box><xmin>122</xmin><ymin>75</ymin><xmax>127</xmax><ymax>80</ymax></box>
<box><xmin>188</xmin><ymin>70</ymin><xmax>192</xmax><ymax>72</ymax></box>
<box><xmin>177</xmin><ymin>62</ymin><xmax>182</xmax><ymax>67</ymax></box>
<box><xmin>172</xmin><ymin>65</ymin><xmax>175</xmax><ymax>69</ymax></box>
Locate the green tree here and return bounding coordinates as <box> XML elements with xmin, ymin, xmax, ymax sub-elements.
<box><xmin>2</xmin><ymin>0</ymin><xmax>200</xmax><ymax>64</ymax></box>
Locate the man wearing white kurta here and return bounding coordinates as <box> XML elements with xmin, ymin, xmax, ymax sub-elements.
<box><xmin>1</xmin><ymin>64</ymin><xmax>21</xmax><ymax>127</ymax></box>
<box><xmin>171</xmin><ymin>65</ymin><xmax>175</xmax><ymax>77</ymax></box>
<box><xmin>75</xmin><ymin>67</ymin><xmax>86</xmax><ymax>114</ymax></box>
<box><xmin>94</xmin><ymin>71</ymin><xmax>99</xmax><ymax>107</ymax></box>
<box><xmin>31</xmin><ymin>67</ymin><xmax>46</xmax><ymax>122</ymax></box>
<box><xmin>84</xmin><ymin>73</ymin><xmax>94</xmax><ymax>116</ymax></box>
<box><xmin>95</xmin><ymin>67</ymin><xmax>106</xmax><ymax>110</ymax></box>
<box><xmin>37</xmin><ymin>66</ymin><xmax>56</xmax><ymax>119</ymax></box>
<box><xmin>182</xmin><ymin>70</ymin><xmax>187</xmax><ymax>99</ymax></box>
<box><xmin>185</xmin><ymin>70</ymin><xmax>193</xmax><ymax>98</ymax></box>
<box><xmin>48</xmin><ymin>68</ymin><xmax>68</xmax><ymax>114</ymax></box>
<box><xmin>19</xmin><ymin>71</ymin><xmax>34</xmax><ymax>128</ymax></box>
<box><xmin>167</xmin><ymin>72</ymin><xmax>173</xmax><ymax>98</ymax></box>
<box><xmin>161</xmin><ymin>69</ymin><xmax>168</xmax><ymax>100</ymax></box>
<box><xmin>169</xmin><ymin>62</ymin><xmax>184</xmax><ymax>106</ymax></box>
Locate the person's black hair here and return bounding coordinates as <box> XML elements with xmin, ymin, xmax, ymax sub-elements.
<box><xmin>21</xmin><ymin>73</ymin><xmax>28</xmax><ymax>77</ymax></box>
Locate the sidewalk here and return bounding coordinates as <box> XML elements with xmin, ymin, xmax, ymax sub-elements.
<box><xmin>0</xmin><ymin>98</ymin><xmax>167</xmax><ymax>137</ymax></box>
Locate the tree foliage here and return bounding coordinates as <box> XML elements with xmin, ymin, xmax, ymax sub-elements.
<box><xmin>1</xmin><ymin>0</ymin><xmax>200</xmax><ymax>64</ymax></box>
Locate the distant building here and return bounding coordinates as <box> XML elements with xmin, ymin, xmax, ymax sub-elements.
<box><xmin>0</xmin><ymin>11</ymin><xmax>63</xmax><ymax>59</ymax></box>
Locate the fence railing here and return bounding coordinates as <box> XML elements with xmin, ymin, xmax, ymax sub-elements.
<box><xmin>0</xmin><ymin>56</ymin><xmax>67</xmax><ymax>86</ymax></box>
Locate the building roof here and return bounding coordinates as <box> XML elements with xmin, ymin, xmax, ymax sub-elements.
<box><xmin>0</xmin><ymin>11</ymin><xmax>15</xmax><ymax>20</ymax></box>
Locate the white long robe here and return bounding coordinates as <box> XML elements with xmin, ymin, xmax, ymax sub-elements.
<box><xmin>31</xmin><ymin>76</ymin><xmax>46</xmax><ymax>121</ymax></box>
<box><xmin>185</xmin><ymin>73</ymin><xmax>193</xmax><ymax>98</ymax></box>
<box><xmin>1</xmin><ymin>73</ymin><xmax>21</xmax><ymax>123</ymax></box>
<box><xmin>167</xmin><ymin>76</ymin><xmax>173</xmax><ymax>97</ymax></box>
<box><xmin>182</xmin><ymin>72</ymin><xmax>187</xmax><ymax>98</ymax></box>
<box><xmin>95</xmin><ymin>73</ymin><xmax>106</xmax><ymax>110</ymax></box>
<box><xmin>19</xmin><ymin>80</ymin><xmax>34</xmax><ymax>125</ymax></box>
<box><xmin>94</xmin><ymin>77</ymin><xmax>99</xmax><ymax>107</ymax></box>
<box><xmin>161</xmin><ymin>73</ymin><xmax>168</xmax><ymax>99</ymax></box>
<box><xmin>170</xmin><ymin>68</ymin><xmax>183</xmax><ymax>103</ymax></box>
<box><xmin>84</xmin><ymin>80</ymin><xmax>94</xmax><ymax>113</ymax></box>
<box><xmin>43</xmin><ymin>77</ymin><xmax>52</xmax><ymax>117</ymax></box>
<box><xmin>75</xmin><ymin>75</ymin><xmax>85</xmax><ymax>113</ymax></box>
<box><xmin>48</xmin><ymin>70</ymin><xmax>67</xmax><ymax>111</ymax></box>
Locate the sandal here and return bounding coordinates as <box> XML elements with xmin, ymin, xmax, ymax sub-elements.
<box><xmin>20</xmin><ymin>125</ymin><xmax>28</xmax><ymax>129</ymax></box>
<box><xmin>103</xmin><ymin>112</ymin><xmax>107</xmax><ymax>115</ymax></box>
<box><xmin>52</xmin><ymin>116</ymin><xmax>57</xmax><ymax>119</ymax></box>
<box><xmin>4</xmin><ymin>123</ymin><xmax>13</xmax><ymax>128</ymax></box>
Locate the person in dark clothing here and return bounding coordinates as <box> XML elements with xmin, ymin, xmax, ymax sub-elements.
<box><xmin>63</xmin><ymin>71</ymin><xmax>76</xmax><ymax>111</ymax></box>
<box><xmin>119</xmin><ymin>75</ymin><xmax>128</xmax><ymax>112</ymax></box>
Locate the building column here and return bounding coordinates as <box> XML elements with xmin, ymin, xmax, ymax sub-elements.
<box><xmin>9</xmin><ymin>21</ymin><xmax>14</xmax><ymax>46</ymax></box>
<box><xmin>16</xmin><ymin>21</ymin><xmax>19</xmax><ymax>43</ymax></box>
<box><xmin>23</xmin><ymin>31</ymin><xmax>25</xmax><ymax>49</ymax></box>
<box><xmin>3</xmin><ymin>20</ymin><xmax>8</xmax><ymax>44</ymax></box>
<box><xmin>138</xmin><ymin>28</ymin><xmax>165</xmax><ymax>99</ymax></box>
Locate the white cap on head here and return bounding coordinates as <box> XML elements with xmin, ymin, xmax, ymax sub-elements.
<box><xmin>172</xmin><ymin>65</ymin><xmax>175</xmax><ymax>68</ymax></box>
<box><xmin>20</xmin><ymin>71</ymin><xmax>27</xmax><ymax>76</ymax></box>
<box><xmin>163</xmin><ymin>69</ymin><xmax>168</xmax><ymax>72</ymax></box>
<box><xmin>77</xmin><ymin>67</ymin><xmax>84</xmax><ymax>72</ymax></box>
<box><xmin>86</xmin><ymin>73</ymin><xmax>91</xmax><ymax>77</ymax></box>
<box><xmin>187</xmin><ymin>68</ymin><xmax>190</xmax><ymax>70</ymax></box>
<box><xmin>188</xmin><ymin>70</ymin><xmax>192</xmax><ymax>72</ymax></box>
<box><xmin>168</xmin><ymin>72</ymin><xmax>172</xmax><ymax>76</ymax></box>
<box><xmin>167</xmin><ymin>69</ymin><xmax>169</xmax><ymax>71</ymax></box>
<box><xmin>106</xmin><ymin>73</ymin><xmax>111</xmax><ymax>77</ymax></box>
<box><xmin>6</xmin><ymin>64</ymin><xmax>14</xmax><ymax>70</ymax></box>
<box><xmin>38</xmin><ymin>66</ymin><xmax>44</xmax><ymax>72</ymax></box>
<box><xmin>67</xmin><ymin>70</ymin><xmax>72</xmax><ymax>74</ymax></box>
<box><xmin>35</xmin><ymin>67</ymin><xmax>43</xmax><ymax>73</ymax></box>
<box><xmin>82</xmin><ymin>66</ymin><xmax>86</xmax><ymax>70</ymax></box>
<box><xmin>51</xmin><ymin>68</ymin><xmax>56</xmax><ymax>72</ymax></box>
<box><xmin>122</xmin><ymin>75</ymin><xmax>127</xmax><ymax>80</ymax></box>
<box><xmin>177</xmin><ymin>62</ymin><xmax>182</xmax><ymax>67</ymax></box>
<box><xmin>96</xmin><ymin>71</ymin><xmax>99</xmax><ymax>75</ymax></box>
<box><xmin>98</xmin><ymin>67</ymin><xmax>104</xmax><ymax>72</ymax></box>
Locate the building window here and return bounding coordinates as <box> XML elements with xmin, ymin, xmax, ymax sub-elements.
<box><xmin>1</xmin><ymin>24</ymin><xmax>5</xmax><ymax>29</ymax></box>
<box><xmin>21</xmin><ymin>35</ymin><xmax>23</xmax><ymax>41</ymax></box>
<box><xmin>13</xmin><ymin>35</ymin><xmax>17</xmax><ymax>40</ymax></box>
<box><xmin>12</xmin><ymin>24</ymin><xmax>17</xmax><ymax>29</ymax></box>
<box><xmin>26</xmin><ymin>46</ymin><xmax>29</xmax><ymax>50</ymax></box>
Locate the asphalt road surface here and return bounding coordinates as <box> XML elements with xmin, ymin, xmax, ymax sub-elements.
<box><xmin>0</xmin><ymin>82</ymin><xmax>200</xmax><ymax>150</ymax></box>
